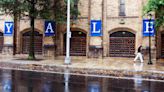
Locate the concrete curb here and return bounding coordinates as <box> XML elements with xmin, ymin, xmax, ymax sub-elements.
<box><xmin>0</xmin><ymin>62</ymin><xmax>163</xmax><ymax>81</ymax></box>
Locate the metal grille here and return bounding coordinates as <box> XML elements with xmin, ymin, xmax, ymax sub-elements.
<box><xmin>64</xmin><ymin>37</ymin><xmax>86</xmax><ymax>56</ymax></box>
<box><xmin>109</xmin><ymin>37</ymin><xmax>135</xmax><ymax>57</ymax></box>
<box><xmin>64</xmin><ymin>31</ymin><xmax>86</xmax><ymax>56</ymax></box>
<box><xmin>161</xmin><ymin>34</ymin><xmax>164</xmax><ymax>58</ymax></box>
<box><xmin>22</xmin><ymin>36</ymin><xmax>42</xmax><ymax>54</ymax></box>
<box><xmin>0</xmin><ymin>36</ymin><xmax>3</xmax><ymax>53</ymax></box>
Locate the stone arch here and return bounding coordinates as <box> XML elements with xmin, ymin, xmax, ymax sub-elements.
<box><xmin>108</xmin><ymin>27</ymin><xmax>136</xmax><ymax>57</ymax></box>
<box><xmin>20</xmin><ymin>28</ymin><xmax>43</xmax><ymax>54</ymax></box>
<box><xmin>63</xmin><ymin>27</ymin><xmax>87</xmax><ymax>56</ymax></box>
<box><xmin>0</xmin><ymin>29</ymin><xmax>3</xmax><ymax>34</ymax></box>
<box><xmin>20</xmin><ymin>28</ymin><xmax>43</xmax><ymax>35</ymax></box>
<box><xmin>63</xmin><ymin>27</ymin><xmax>88</xmax><ymax>34</ymax></box>
<box><xmin>108</xmin><ymin>27</ymin><xmax>136</xmax><ymax>35</ymax></box>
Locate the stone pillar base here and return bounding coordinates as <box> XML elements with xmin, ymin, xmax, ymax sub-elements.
<box><xmin>88</xmin><ymin>45</ymin><xmax>103</xmax><ymax>58</ymax></box>
<box><xmin>43</xmin><ymin>45</ymin><xmax>56</xmax><ymax>57</ymax></box>
<box><xmin>2</xmin><ymin>45</ymin><xmax>13</xmax><ymax>55</ymax></box>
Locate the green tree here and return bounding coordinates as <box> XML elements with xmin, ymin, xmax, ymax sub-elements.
<box><xmin>0</xmin><ymin>0</ymin><xmax>52</xmax><ymax>60</ymax></box>
<box><xmin>144</xmin><ymin>0</ymin><xmax>164</xmax><ymax>28</ymax></box>
<box><xmin>0</xmin><ymin>0</ymin><xmax>79</xmax><ymax>60</ymax></box>
<box><xmin>54</xmin><ymin>0</ymin><xmax>80</xmax><ymax>24</ymax></box>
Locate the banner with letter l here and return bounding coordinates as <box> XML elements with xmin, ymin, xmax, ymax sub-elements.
<box><xmin>90</xmin><ymin>20</ymin><xmax>102</xmax><ymax>36</ymax></box>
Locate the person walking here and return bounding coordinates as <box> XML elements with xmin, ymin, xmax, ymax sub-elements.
<box><xmin>134</xmin><ymin>45</ymin><xmax>143</xmax><ymax>63</ymax></box>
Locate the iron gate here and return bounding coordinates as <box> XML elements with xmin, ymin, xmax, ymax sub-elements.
<box><xmin>64</xmin><ymin>31</ymin><xmax>86</xmax><ymax>56</ymax></box>
<box><xmin>109</xmin><ymin>31</ymin><xmax>135</xmax><ymax>57</ymax></box>
<box><xmin>22</xmin><ymin>31</ymin><xmax>43</xmax><ymax>54</ymax></box>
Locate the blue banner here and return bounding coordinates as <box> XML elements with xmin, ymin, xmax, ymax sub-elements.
<box><xmin>4</xmin><ymin>22</ymin><xmax>14</xmax><ymax>36</ymax></box>
<box><xmin>45</xmin><ymin>21</ymin><xmax>55</xmax><ymax>36</ymax></box>
<box><xmin>143</xmin><ymin>19</ymin><xmax>155</xmax><ymax>37</ymax></box>
<box><xmin>90</xmin><ymin>20</ymin><xmax>102</xmax><ymax>36</ymax></box>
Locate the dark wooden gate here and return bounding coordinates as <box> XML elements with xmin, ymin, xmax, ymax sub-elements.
<box><xmin>64</xmin><ymin>31</ymin><xmax>86</xmax><ymax>56</ymax></box>
<box><xmin>22</xmin><ymin>31</ymin><xmax>43</xmax><ymax>54</ymax></box>
<box><xmin>109</xmin><ymin>31</ymin><xmax>135</xmax><ymax>57</ymax></box>
<box><xmin>0</xmin><ymin>32</ymin><xmax>3</xmax><ymax>53</ymax></box>
<box><xmin>161</xmin><ymin>34</ymin><xmax>164</xmax><ymax>58</ymax></box>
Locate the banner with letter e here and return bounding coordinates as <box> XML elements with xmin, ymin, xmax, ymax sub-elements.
<box><xmin>143</xmin><ymin>19</ymin><xmax>155</xmax><ymax>37</ymax></box>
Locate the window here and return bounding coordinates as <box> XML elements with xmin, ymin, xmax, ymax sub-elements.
<box><xmin>119</xmin><ymin>0</ymin><xmax>125</xmax><ymax>16</ymax></box>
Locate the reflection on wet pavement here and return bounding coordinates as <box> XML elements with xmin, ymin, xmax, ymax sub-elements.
<box><xmin>0</xmin><ymin>69</ymin><xmax>164</xmax><ymax>92</ymax></box>
<box><xmin>133</xmin><ymin>63</ymin><xmax>143</xmax><ymax>71</ymax></box>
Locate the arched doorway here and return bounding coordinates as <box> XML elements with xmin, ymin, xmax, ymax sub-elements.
<box><xmin>63</xmin><ymin>31</ymin><xmax>86</xmax><ymax>56</ymax></box>
<box><xmin>22</xmin><ymin>31</ymin><xmax>43</xmax><ymax>54</ymax></box>
<box><xmin>109</xmin><ymin>31</ymin><xmax>135</xmax><ymax>57</ymax></box>
<box><xmin>0</xmin><ymin>32</ymin><xmax>3</xmax><ymax>53</ymax></box>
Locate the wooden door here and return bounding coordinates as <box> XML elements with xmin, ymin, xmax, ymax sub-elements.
<box><xmin>22</xmin><ymin>31</ymin><xmax>43</xmax><ymax>54</ymax></box>
<box><xmin>109</xmin><ymin>31</ymin><xmax>135</xmax><ymax>57</ymax></box>
<box><xmin>64</xmin><ymin>31</ymin><xmax>86</xmax><ymax>56</ymax></box>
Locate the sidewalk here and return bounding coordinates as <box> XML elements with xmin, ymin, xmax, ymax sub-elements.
<box><xmin>0</xmin><ymin>55</ymin><xmax>164</xmax><ymax>80</ymax></box>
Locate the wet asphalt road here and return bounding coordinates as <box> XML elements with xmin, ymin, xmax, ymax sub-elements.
<box><xmin>0</xmin><ymin>69</ymin><xmax>164</xmax><ymax>92</ymax></box>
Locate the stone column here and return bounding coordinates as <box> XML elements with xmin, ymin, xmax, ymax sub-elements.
<box><xmin>141</xmin><ymin>0</ymin><xmax>157</xmax><ymax>62</ymax></box>
<box><xmin>3</xmin><ymin>36</ymin><xmax>13</xmax><ymax>55</ymax></box>
<box><xmin>2</xmin><ymin>19</ymin><xmax>14</xmax><ymax>55</ymax></box>
<box><xmin>88</xmin><ymin>0</ymin><xmax>103</xmax><ymax>58</ymax></box>
<box><xmin>102</xmin><ymin>0</ymin><xmax>107</xmax><ymax>57</ymax></box>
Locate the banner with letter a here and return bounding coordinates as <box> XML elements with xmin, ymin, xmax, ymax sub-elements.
<box><xmin>45</xmin><ymin>21</ymin><xmax>55</xmax><ymax>36</ymax></box>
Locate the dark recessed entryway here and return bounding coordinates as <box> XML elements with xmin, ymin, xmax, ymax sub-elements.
<box><xmin>0</xmin><ymin>32</ymin><xmax>3</xmax><ymax>53</ymax></box>
<box><xmin>161</xmin><ymin>33</ymin><xmax>164</xmax><ymax>58</ymax></box>
<box><xmin>109</xmin><ymin>31</ymin><xmax>135</xmax><ymax>57</ymax></box>
<box><xmin>22</xmin><ymin>31</ymin><xmax>43</xmax><ymax>54</ymax></box>
<box><xmin>63</xmin><ymin>31</ymin><xmax>86</xmax><ymax>56</ymax></box>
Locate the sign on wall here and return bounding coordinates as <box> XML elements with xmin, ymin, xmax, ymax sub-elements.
<box><xmin>4</xmin><ymin>22</ymin><xmax>14</xmax><ymax>36</ymax></box>
<box><xmin>143</xmin><ymin>19</ymin><xmax>155</xmax><ymax>37</ymax></box>
<box><xmin>90</xmin><ymin>20</ymin><xmax>102</xmax><ymax>36</ymax></box>
<box><xmin>44</xmin><ymin>21</ymin><xmax>55</xmax><ymax>36</ymax></box>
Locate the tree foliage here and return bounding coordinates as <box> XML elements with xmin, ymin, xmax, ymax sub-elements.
<box><xmin>0</xmin><ymin>0</ymin><xmax>80</xmax><ymax>23</ymax></box>
<box><xmin>0</xmin><ymin>0</ymin><xmax>80</xmax><ymax>59</ymax></box>
<box><xmin>144</xmin><ymin>0</ymin><xmax>164</xmax><ymax>28</ymax></box>
<box><xmin>0</xmin><ymin>0</ymin><xmax>52</xmax><ymax>19</ymax></box>
<box><xmin>54</xmin><ymin>0</ymin><xmax>80</xmax><ymax>23</ymax></box>
<box><xmin>0</xmin><ymin>0</ymin><xmax>53</xmax><ymax>60</ymax></box>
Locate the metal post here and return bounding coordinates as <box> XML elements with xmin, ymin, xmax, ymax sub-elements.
<box><xmin>148</xmin><ymin>14</ymin><xmax>153</xmax><ymax>65</ymax></box>
<box><xmin>65</xmin><ymin>0</ymin><xmax>71</xmax><ymax>64</ymax></box>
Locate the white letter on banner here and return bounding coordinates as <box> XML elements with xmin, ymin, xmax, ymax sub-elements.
<box><xmin>5</xmin><ymin>23</ymin><xmax>13</xmax><ymax>33</ymax></box>
<box><xmin>145</xmin><ymin>21</ymin><xmax>154</xmax><ymax>33</ymax></box>
<box><xmin>45</xmin><ymin>23</ymin><xmax>54</xmax><ymax>33</ymax></box>
<box><xmin>92</xmin><ymin>22</ymin><xmax>100</xmax><ymax>33</ymax></box>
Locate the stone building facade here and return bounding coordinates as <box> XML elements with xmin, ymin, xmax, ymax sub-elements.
<box><xmin>0</xmin><ymin>0</ymin><xmax>160</xmax><ymax>62</ymax></box>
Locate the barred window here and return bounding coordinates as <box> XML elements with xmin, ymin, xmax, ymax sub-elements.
<box><xmin>119</xmin><ymin>0</ymin><xmax>125</xmax><ymax>16</ymax></box>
